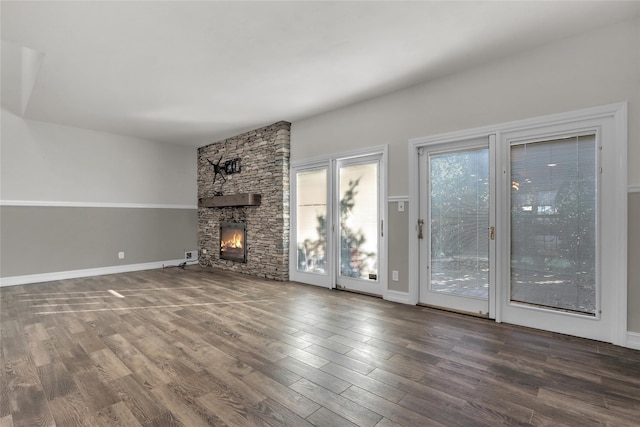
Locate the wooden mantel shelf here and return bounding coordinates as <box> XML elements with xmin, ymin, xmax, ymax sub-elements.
<box><xmin>199</xmin><ymin>193</ymin><xmax>262</xmax><ymax>208</ymax></box>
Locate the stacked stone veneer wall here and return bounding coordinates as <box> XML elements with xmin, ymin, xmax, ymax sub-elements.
<box><xmin>197</xmin><ymin>121</ymin><xmax>290</xmax><ymax>281</ymax></box>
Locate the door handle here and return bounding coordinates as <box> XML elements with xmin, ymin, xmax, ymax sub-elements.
<box><xmin>418</xmin><ymin>219</ymin><xmax>424</xmax><ymax>239</ymax></box>
<box><xmin>490</xmin><ymin>226</ymin><xmax>495</xmax><ymax>240</ymax></box>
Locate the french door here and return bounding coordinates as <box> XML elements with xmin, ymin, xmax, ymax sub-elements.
<box><xmin>410</xmin><ymin>104</ymin><xmax>627</xmax><ymax>345</ymax></box>
<box><xmin>290</xmin><ymin>149</ymin><xmax>386</xmax><ymax>297</ymax></box>
<box><xmin>336</xmin><ymin>155</ymin><xmax>384</xmax><ymax>295</ymax></box>
<box><xmin>498</xmin><ymin>128</ymin><xmax>613</xmax><ymax>342</ymax></box>
<box><xmin>418</xmin><ymin>137</ymin><xmax>496</xmax><ymax>317</ymax></box>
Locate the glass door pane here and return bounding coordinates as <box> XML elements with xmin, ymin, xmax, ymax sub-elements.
<box><xmin>510</xmin><ymin>135</ymin><xmax>597</xmax><ymax>315</ymax></box>
<box><xmin>338</xmin><ymin>161</ymin><xmax>379</xmax><ymax>285</ymax></box>
<box><xmin>296</xmin><ymin>169</ymin><xmax>328</xmax><ymax>274</ymax></box>
<box><xmin>430</xmin><ymin>148</ymin><xmax>489</xmax><ymax>298</ymax></box>
<box><xmin>418</xmin><ymin>137</ymin><xmax>492</xmax><ymax>317</ymax></box>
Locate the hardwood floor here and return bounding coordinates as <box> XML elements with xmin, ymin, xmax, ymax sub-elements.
<box><xmin>1</xmin><ymin>267</ymin><xmax>639</xmax><ymax>426</ymax></box>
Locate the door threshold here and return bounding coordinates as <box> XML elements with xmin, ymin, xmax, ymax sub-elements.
<box><xmin>417</xmin><ymin>303</ymin><xmax>490</xmax><ymax>319</ymax></box>
<box><xmin>335</xmin><ymin>285</ymin><xmax>382</xmax><ymax>299</ymax></box>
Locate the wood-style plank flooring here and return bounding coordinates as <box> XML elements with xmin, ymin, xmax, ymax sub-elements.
<box><xmin>1</xmin><ymin>267</ymin><xmax>639</xmax><ymax>426</ymax></box>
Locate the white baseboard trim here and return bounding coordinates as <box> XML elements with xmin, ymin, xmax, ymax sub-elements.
<box><xmin>0</xmin><ymin>259</ymin><xmax>185</xmax><ymax>287</ymax></box>
<box><xmin>626</xmin><ymin>332</ymin><xmax>640</xmax><ymax>350</ymax></box>
<box><xmin>385</xmin><ymin>289</ymin><xmax>411</xmax><ymax>304</ymax></box>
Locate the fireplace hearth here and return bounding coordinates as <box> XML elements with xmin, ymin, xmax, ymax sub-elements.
<box><xmin>220</xmin><ymin>222</ymin><xmax>247</xmax><ymax>263</ymax></box>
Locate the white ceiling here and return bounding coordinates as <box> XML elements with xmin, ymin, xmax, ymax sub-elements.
<box><xmin>2</xmin><ymin>1</ymin><xmax>638</xmax><ymax>146</ymax></box>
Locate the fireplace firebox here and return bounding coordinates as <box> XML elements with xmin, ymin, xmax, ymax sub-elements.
<box><xmin>220</xmin><ymin>222</ymin><xmax>247</xmax><ymax>263</ymax></box>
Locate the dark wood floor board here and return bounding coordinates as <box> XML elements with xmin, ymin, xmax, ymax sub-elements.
<box><xmin>163</xmin><ymin>380</ymin><xmax>228</xmax><ymax>426</ymax></box>
<box><xmin>294</xmin><ymin>331</ymin><xmax>353</xmax><ymax>355</ymax></box>
<box><xmin>7</xmin><ymin>385</ymin><xmax>55</xmax><ymax>427</ymax></box>
<box><xmin>102</xmin><ymin>333</ymin><xmax>172</xmax><ymax>388</ymax></box>
<box><xmin>346</xmin><ymin>321</ymin><xmax>390</xmax><ymax>339</ymax></box>
<box><xmin>536</xmin><ymin>387</ymin><xmax>640</xmax><ymax>426</ymax></box>
<box><xmin>196</xmin><ymin>390</ymin><xmax>271</xmax><ymax>427</ymax></box>
<box><xmin>71</xmin><ymin>330</ymin><xmax>107</xmax><ymax>355</ymax></box>
<box><xmin>37</xmin><ymin>362</ymin><xmax>76</xmax><ymax>400</ymax></box>
<box><xmin>47</xmin><ymin>390</ymin><xmax>98</xmax><ymax>427</ymax></box>
<box><xmin>266</xmin><ymin>339</ymin><xmax>330</xmax><ymax>369</ymax></box>
<box><xmin>546</xmin><ymin>352</ymin><xmax>640</xmax><ymax>387</ymax></box>
<box><xmin>368</xmin><ymin>366</ymin><xmax>471</xmax><ymax>407</ymax></box>
<box><xmin>109</xmin><ymin>374</ymin><xmax>166</xmax><ymax>424</ymax></box>
<box><xmin>234</xmin><ymin>314</ymin><xmax>312</xmax><ymax>351</ymax></box>
<box><xmin>305</xmin><ymin>406</ymin><xmax>360</xmax><ymax>427</ymax></box>
<box><xmin>232</xmin><ymin>303</ymin><xmax>302</xmax><ymax>337</ymax></box>
<box><xmin>141</xmin><ymin>410</ymin><xmax>183</xmax><ymax>427</ymax></box>
<box><xmin>319</xmin><ymin>362</ymin><xmax>406</xmax><ymax>403</ymax></box>
<box><xmin>88</xmin><ymin>348</ymin><xmax>132</xmax><ymax>383</ymax></box>
<box><xmin>341</xmin><ymin>384</ymin><xmax>440</xmax><ymax>427</ymax></box>
<box><xmin>290</xmin><ymin>378</ymin><xmax>383</xmax><ymax>427</ymax></box>
<box><xmin>452</xmin><ymin>345</ymin><xmax>545</xmax><ymax>378</ymax></box>
<box><xmin>462</xmin><ymin>383</ymin><xmax>537</xmax><ymax>426</ymax></box>
<box><xmin>275</xmin><ymin>356</ymin><xmax>350</xmax><ymax>394</ymax></box>
<box><xmin>164</xmin><ymin>328</ymin><xmax>245</xmax><ymax>375</ymax></box>
<box><xmin>303</xmin><ymin>344</ymin><xmax>375</xmax><ymax>376</ymax></box>
<box><xmin>364</xmin><ymin>336</ymin><xmax>443</xmax><ymax>369</ymax></box>
<box><xmin>373</xmin><ymin>418</ymin><xmax>404</xmax><ymax>427</ymax></box>
<box><xmin>201</xmin><ymin>324</ymin><xmax>288</xmax><ymax>365</ymax></box>
<box><xmin>3</xmin><ymin>268</ymin><xmax>640</xmax><ymax>426</ymax></box>
<box><xmin>301</xmin><ymin>310</ymin><xmax>361</xmax><ymax>330</ymax></box>
<box><xmin>398</xmin><ymin>391</ymin><xmax>490</xmax><ymax>427</ymax></box>
<box><xmin>150</xmin><ymin>384</ymin><xmax>216</xmax><ymax>427</ymax></box>
<box><xmin>416</xmin><ymin>361</ymin><xmax>483</xmax><ymax>398</ymax></box>
<box><xmin>345</xmin><ymin>348</ymin><xmax>425</xmax><ymax>382</ymax></box>
<box><xmin>253</xmin><ymin>396</ymin><xmax>317</xmax><ymax>427</ymax></box>
<box><xmin>23</xmin><ymin>323</ymin><xmax>50</xmax><ymax>342</ymax></box>
<box><xmin>459</xmin><ymin>398</ymin><xmax>533</xmax><ymax>427</ymax></box>
<box><xmin>313</xmin><ymin>321</ymin><xmax>375</xmax><ymax>343</ymax></box>
<box><xmin>241</xmin><ymin>369</ymin><xmax>321</xmax><ymax>418</ymax></box>
<box><xmin>72</xmin><ymin>367</ymin><xmax>121</xmax><ymax>412</ymax></box>
<box><xmin>45</xmin><ymin>326</ymin><xmax>94</xmax><ymax>375</ymax></box>
<box><xmin>206</xmin><ymin>364</ymin><xmax>267</xmax><ymax>407</ymax></box>
<box><xmin>1</xmin><ymin>320</ymin><xmax>26</xmax><ymax>360</ymax></box>
<box><xmin>95</xmin><ymin>401</ymin><xmax>144</xmax><ymax>427</ymax></box>
<box><xmin>324</xmin><ymin>331</ymin><xmax>378</xmax><ymax>354</ymax></box>
<box><xmin>0</xmin><ymin>354</ymin><xmax>9</xmax><ymax>419</ymax></box>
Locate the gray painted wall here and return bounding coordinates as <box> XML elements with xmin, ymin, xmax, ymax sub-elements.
<box><xmin>387</xmin><ymin>201</ymin><xmax>409</xmax><ymax>293</ymax></box>
<box><xmin>1</xmin><ymin>109</ymin><xmax>198</xmax><ymax>280</ymax></box>
<box><xmin>0</xmin><ymin>207</ymin><xmax>197</xmax><ymax>277</ymax></box>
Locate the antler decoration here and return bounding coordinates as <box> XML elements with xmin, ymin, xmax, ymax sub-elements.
<box><xmin>207</xmin><ymin>157</ymin><xmax>227</xmax><ymax>186</ymax></box>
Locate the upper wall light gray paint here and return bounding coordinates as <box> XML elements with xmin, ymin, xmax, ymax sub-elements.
<box><xmin>1</xmin><ymin>109</ymin><xmax>197</xmax><ymax>205</ymax></box>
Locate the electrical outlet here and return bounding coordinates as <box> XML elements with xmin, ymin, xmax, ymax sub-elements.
<box><xmin>185</xmin><ymin>250</ymin><xmax>198</xmax><ymax>260</ymax></box>
<box><xmin>392</xmin><ymin>270</ymin><xmax>399</xmax><ymax>281</ymax></box>
<box><xmin>118</xmin><ymin>252</ymin><xmax>125</xmax><ymax>259</ymax></box>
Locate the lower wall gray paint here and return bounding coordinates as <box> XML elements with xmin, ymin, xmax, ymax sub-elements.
<box><xmin>0</xmin><ymin>206</ymin><xmax>197</xmax><ymax>277</ymax></box>
<box><xmin>388</xmin><ymin>200</ymin><xmax>409</xmax><ymax>293</ymax></box>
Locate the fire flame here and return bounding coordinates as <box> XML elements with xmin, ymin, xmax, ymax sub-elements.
<box><xmin>221</xmin><ymin>232</ymin><xmax>243</xmax><ymax>250</ymax></box>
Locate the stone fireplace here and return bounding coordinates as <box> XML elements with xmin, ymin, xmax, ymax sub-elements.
<box><xmin>197</xmin><ymin>121</ymin><xmax>290</xmax><ymax>281</ymax></box>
